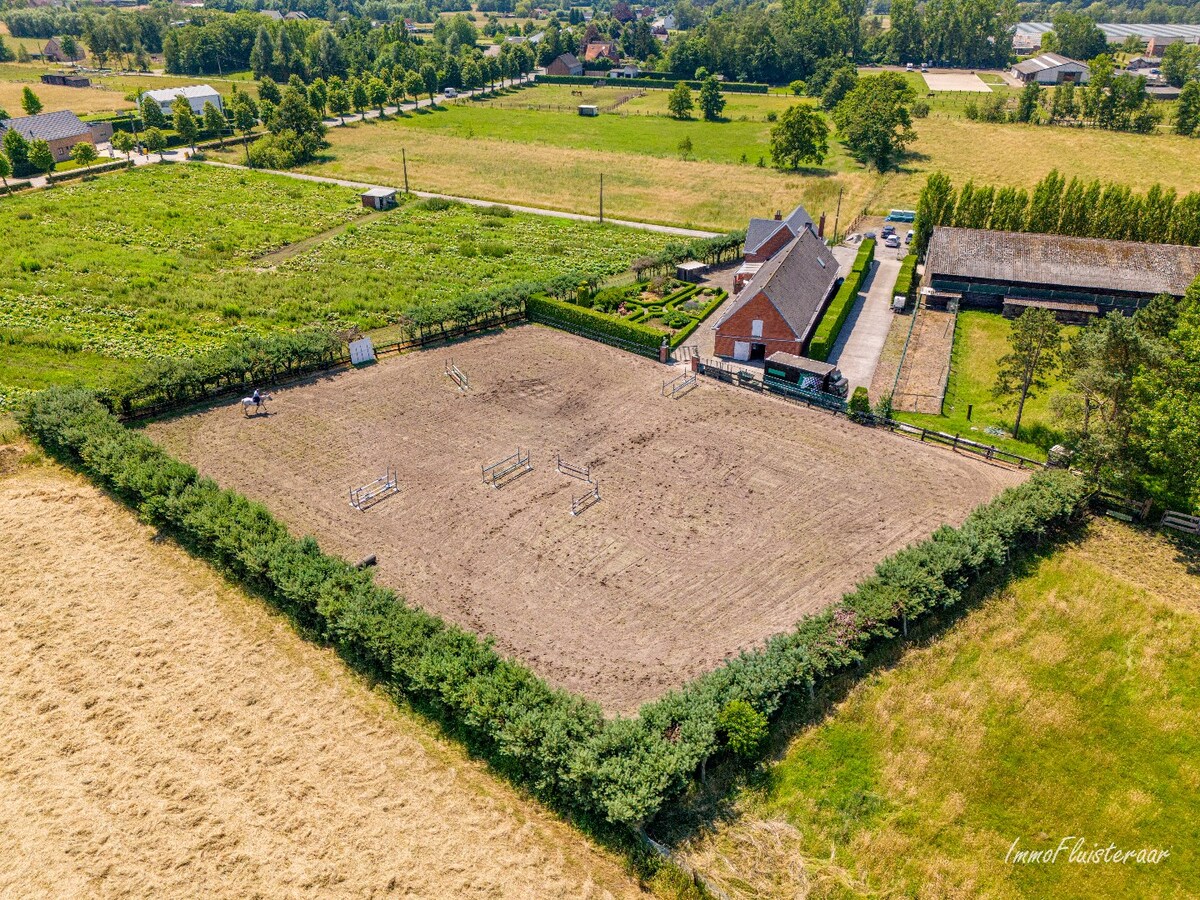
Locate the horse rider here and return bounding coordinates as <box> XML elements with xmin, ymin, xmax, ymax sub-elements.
<box><xmin>251</xmin><ymin>388</ymin><xmax>261</xmax><ymax>406</ymax></box>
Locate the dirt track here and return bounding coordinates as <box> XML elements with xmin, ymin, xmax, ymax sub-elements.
<box><xmin>151</xmin><ymin>326</ymin><xmax>1023</xmax><ymax>713</ymax></box>
<box><xmin>0</xmin><ymin>464</ymin><xmax>645</xmax><ymax>899</ymax></box>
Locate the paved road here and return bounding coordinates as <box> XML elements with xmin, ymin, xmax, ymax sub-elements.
<box><xmin>829</xmin><ymin>242</ymin><xmax>904</xmax><ymax>392</ymax></box>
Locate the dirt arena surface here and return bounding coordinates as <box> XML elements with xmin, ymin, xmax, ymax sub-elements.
<box><xmin>921</xmin><ymin>72</ymin><xmax>993</xmax><ymax>92</ymax></box>
<box><xmin>0</xmin><ymin>463</ymin><xmax>646</xmax><ymax>899</ymax></box>
<box><xmin>150</xmin><ymin>326</ymin><xmax>1024</xmax><ymax>712</ymax></box>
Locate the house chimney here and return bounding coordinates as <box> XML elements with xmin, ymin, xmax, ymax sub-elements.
<box><xmin>774</xmin><ymin>210</ymin><xmax>783</xmax><ymax>220</ymax></box>
<box><xmin>817</xmin><ymin>212</ymin><xmax>826</xmax><ymax>237</ymax></box>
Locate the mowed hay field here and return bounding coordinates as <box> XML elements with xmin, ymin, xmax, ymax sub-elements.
<box><xmin>0</xmin><ymin>455</ymin><xmax>650</xmax><ymax>899</ymax></box>
<box><xmin>887</xmin><ymin>116</ymin><xmax>1200</xmax><ymax>207</ymax></box>
<box><xmin>149</xmin><ymin>326</ymin><xmax>1022</xmax><ymax>712</ymax></box>
<box><xmin>0</xmin><ymin>67</ymin><xmax>133</xmax><ymax>118</ymax></box>
<box><xmin>676</xmin><ymin>520</ymin><xmax>1200</xmax><ymax>900</ymax></box>
<box><xmin>298</xmin><ymin>114</ymin><xmax>875</xmax><ymax>232</ymax></box>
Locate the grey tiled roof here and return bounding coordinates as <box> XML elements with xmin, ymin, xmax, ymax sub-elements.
<box><xmin>927</xmin><ymin>227</ymin><xmax>1200</xmax><ymax>296</ymax></box>
<box><xmin>0</xmin><ymin>110</ymin><xmax>90</xmax><ymax>143</ymax></box>
<box><xmin>744</xmin><ymin>204</ymin><xmax>816</xmax><ymax>256</ymax></box>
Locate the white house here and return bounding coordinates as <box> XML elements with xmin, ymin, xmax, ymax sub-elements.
<box><xmin>140</xmin><ymin>84</ymin><xmax>224</xmax><ymax>117</ymax></box>
<box><xmin>1011</xmin><ymin>53</ymin><xmax>1090</xmax><ymax>85</ymax></box>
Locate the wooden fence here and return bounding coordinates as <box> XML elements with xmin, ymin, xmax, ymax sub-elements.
<box><xmin>1161</xmin><ymin>510</ymin><xmax>1200</xmax><ymax>536</ymax></box>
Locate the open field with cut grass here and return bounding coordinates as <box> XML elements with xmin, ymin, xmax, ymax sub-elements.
<box><xmin>295</xmin><ymin>112</ymin><xmax>875</xmax><ymax>231</ymax></box>
<box><xmin>0</xmin><ymin>163</ymin><xmax>670</xmax><ymax>402</ymax></box>
<box><xmin>897</xmin><ymin>311</ymin><xmax>1074</xmax><ymax>459</ymax></box>
<box><xmin>0</xmin><ymin>454</ymin><xmax>659</xmax><ymax>899</ymax></box>
<box><xmin>887</xmin><ymin>116</ymin><xmax>1200</xmax><ymax>207</ymax></box>
<box><xmin>149</xmin><ymin>325</ymin><xmax>1023</xmax><ymax>712</ymax></box>
<box><xmin>675</xmin><ymin>519</ymin><xmax>1200</xmax><ymax>899</ymax></box>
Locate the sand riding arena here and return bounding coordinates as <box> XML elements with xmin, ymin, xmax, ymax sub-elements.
<box><xmin>150</xmin><ymin>326</ymin><xmax>1024</xmax><ymax>713</ymax></box>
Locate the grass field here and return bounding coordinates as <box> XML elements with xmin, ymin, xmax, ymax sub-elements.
<box><xmin>0</xmin><ymin>164</ymin><xmax>670</xmax><ymax>407</ymax></box>
<box><xmin>295</xmin><ymin>109</ymin><xmax>875</xmax><ymax>232</ymax></box>
<box><xmin>677</xmin><ymin>519</ymin><xmax>1200</xmax><ymax>899</ymax></box>
<box><xmin>0</xmin><ymin>452</ymin><xmax>664</xmax><ymax>898</ymax></box>
<box><xmin>898</xmin><ymin>311</ymin><xmax>1074</xmax><ymax>459</ymax></box>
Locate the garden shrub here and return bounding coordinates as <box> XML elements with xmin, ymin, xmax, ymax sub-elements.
<box><xmin>20</xmin><ymin>389</ymin><xmax>1089</xmax><ymax>833</ymax></box>
<box><xmin>717</xmin><ymin>700</ymin><xmax>768</xmax><ymax>757</ymax></box>
<box><xmin>526</xmin><ymin>294</ymin><xmax>666</xmax><ymax>352</ymax></box>
<box><xmin>849</xmin><ymin>386</ymin><xmax>870</xmax><ymax>415</ymax></box>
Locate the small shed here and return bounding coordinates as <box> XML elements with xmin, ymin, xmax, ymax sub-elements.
<box><xmin>1002</xmin><ymin>296</ymin><xmax>1099</xmax><ymax>324</ymax></box>
<box><xmin>361</xmin><ymin>187</ymin><xmax>398</xmax><ymax>210</ymax></box>
<box><xmin>578</xmin><ymin>104</ymin><xmax>599</xmax><ymax>117</ymax></box>
<box><xmin>764</xmin><ymin>352</ymin><xmax>847</xmax><ymax>396</ymax></box>
<box><xmin>676</xmin><ymin>260</ymin><xmax>709</xmax><ymax>283</ymax></box>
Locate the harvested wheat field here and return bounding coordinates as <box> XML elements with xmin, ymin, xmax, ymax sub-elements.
<box><xmin>0</xmin><ymin>460</ymin><xmax>648</xmax><ymax>899</ymax></box>
<box><xmin>150</xmin><ymin>326</ymin><xmax>1024</xmax><ymax>713</ymax></box>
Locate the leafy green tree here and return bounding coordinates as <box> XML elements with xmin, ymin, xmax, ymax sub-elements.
<box><xmin>368</xmin><ymin>77</ymin><xmax>389</xmax><ymax>116</ymax></box>
<box><xmin>1047</xmin><ymin>11</ymin><xmax>1107</xmax><ymax>61</ymax></box>
<box><xmin>350</xmin><ymin>79</ymin><xmax>368</xmax><ymax>115</ymax></box>
<box><xmin>405</xmin><ymin>71</ymin><xmax>424</xmax><ymax>104</ymax></box>
<box><xmin>667</xmin><ymin>81</ymin><xmax>694</xmax><ymax>119</ymax></box>
<box><xmin>70</xmin><ymin>140</ymin><xmax>98</xmax><ymax>173</ymax></box>
<box><xmin>421</xmin><ymin>63</ymin><xmax>439</xmax><ymax>104</ymax></box>
<box><xmin>142</xmin><ymin>126</ymin><xmax>167</xmax><ymax>161</ymax></box>
<box><xmin>1026</xmin><ymin>169</ymin><xmax>1065</xmax><ymax>233</ymax></box>
<box><xmin>327</xmin><ymin>83</ymin><xmax>350</xmax><ymax>123</ymax></box>
<box><xmin>141</xmin><ymin>94</ymin><xmax>166</xmax><ymax>129</ymax></box>
<box><xmin>1015</xmin><ymin>82</ymin><xmax>1040</xmax><ymax>123</ymax></box>
<box><xmin>819</xmin><ymin>67</ymin><xmax>856</xmax><ymax>111</ymax></box>
<box><xmin>171</xmin><ymin>95</ymin><xmax>200</xmax><ymax>152</ymax></box>
<box><xmin>698</xmin><ymin>75</ymin><xmax>725</xmax><ymax>121</ymax></box>
<box><xmin>0</xmin><ymin>152</ymin><xmax>11</xmax><ymax>191</ymax></box>
<box><xmin>202</xmin><ymin>100</ymin><xmax>225</xmax><ymax>146</ymax></box>
<box><xmin>21</xmin><ymin>86</ymin><xmax>43</xmax><ymax>116</ymax></box>
<box><xmin>994</xmin><ymin>307</ymin><xmax>1063</xmax><ymax>439</ymax></box>
<box><xmin>1176</xmin><ymin>81</ymin><xmax>1200</xmax><ymax>137</ymax></box>
<box><xmin>1050</xmin><ymin>82</ymin><xmax>1077</xmax><ymax>122</ymax></box>
<box><xmin>3</xmin><ymin>128</ymin><xmax>32</xmax><ymax>178</ymax></box>
<box><xmin>111</xmin><ymin>129</ymin><xmax>135</xmax><ymax>160</ymax></box>
<box><xmin>29</xmin><ymin>138</ymin><xmax>55</xmax><ymax>176</ymax></box>
<box><xmin>831</xmin><ymin>72</ymin><xmax>915</xmax><ymax>171</ymax></box>
<box><xmin>250</xmin><ymin>26</ymin><xmax>274</xmax><ymax>79</ymax></box>
<box><xmin>257</xmin><ymin>75</ymin><xmax>281</xmax><ymax>105</ymax></box>
<box><xmin>307</xmin><ymin>77</ymin><xmax>328</xmax><ymax>117</ymax></box>
<box><xmin>914</xmin><ymin>171</ymin><xmax>955</xmax><ymax>254</ymax></box>
<box><xmin>768</xmin><ymin>103</ymin><xmax>829</xmax><ymax>170</ymax></box>
<box><xmin>1161</xmin><ymin>42</ymin><xmax>1200</xmax><ymax>89</ymax></box>
<box><xmin>989</xmin><ymin>186</ymin><xmax>1029</xmax><ymax>232</ymax></box>
<box><xmin>231</xmin><ymin>94</ymin><xmax>258</xmax><ymax>162</ymax></box>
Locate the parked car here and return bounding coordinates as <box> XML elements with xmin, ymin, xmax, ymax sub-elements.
<box><xmin>444</xmin><ymin>87</ymin><xmax>458</xmax><ymax>98</ymax></box>
<box><xmin>905</xmin><ymin>229</ymin><xmax>914</xmax><ymax>245</ymax></box>
<box><xmin>906</xmin><ymin>62</ymin><xmax>914</xmax><ymax>71</ymax></box>
<box><xmin>882</xmin><ymin>224</ymin><xmax>896</xmax><ymax>236</ymax></box>
<box><xmin>885</xmin><ymin>234</ymin><xmax>901</xmax><ymax>249</ymax></box>
<box><xmin>863</xmin><ymin>231</ymin><xmax>877</xmax><ymax>240</ymax></box>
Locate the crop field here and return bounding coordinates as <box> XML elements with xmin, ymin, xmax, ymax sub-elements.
<box><xmin>0</xmin><ymin>163</ymin><xmax>670</xmax><ymax>403</ymax></box>
<box><xmin>149</xmin><ymin>326</ymin><xmax>1023</xmax><ymax>712</ymax></box>
<box><xmin>675</xmin><ymin>519</ymin><xmax>1200</xmax><ymax>899</ymax></box>
<box><xmin>298</xmin><ymin>110</ymin><xmax>873</xmax><ymax>232</ymax></box>
<box><xmin>0</xmin><ymin>456</ymin><xmax>652</xmax><ymax>898</ymax></box>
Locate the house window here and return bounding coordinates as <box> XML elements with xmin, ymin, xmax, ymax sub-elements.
<box><xmin>751</xmin><ymin>319</ymin><xmax>764</xmax><ymax>338</ymax></box>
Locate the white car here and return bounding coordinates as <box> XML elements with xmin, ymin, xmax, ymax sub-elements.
<box><xmin>885</xmin><ymin>235</ymin><xmax>901</xmax><ymax>249</ymax></box>
<box><xmin>443</xmin><ymin>87</ymin><xmax>458</xmax><ymax>98</ymax></box>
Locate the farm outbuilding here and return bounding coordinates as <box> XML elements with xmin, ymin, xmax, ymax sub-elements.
<box><xmin>714</xmin><ymin>228</ymin><xmax>841</xmax><ymax>361</ymax></box>
<box><xmin>361</xmin><ymin>187</ymin><xmax>398</xmax><ymax>210</ymax></box>
<box><xmin>578</xmin><ymin>104</ymin><xmax>599</xmax><ymax>116</ymax></box>
<box><xmin>676</xmin><ymin>260</ymin><xmax>709</xmax><ymax>282</ymax></box>
<box><xmin>140</xmin><ymin>84</ymin><xmax>223</xmax><ymax>116</ymax></box>
<box><xmin>41</xmin><ymin>72</ymin><xmax>91</xmax><ymax>87</ymax></box>
<box><xmin>1011</xmin><ymin>52</ymin><xmax>1090</xmax><ymax>85</ymax></box>
<box><xmin>545</xmin><ymin>52</ymin><xmax>583</xmax><ymax>76</ymax></box>
<box><xmin>0</xmin><ymin>110</ymin><xmax>94</xmax><ymax>162</ymax></box>
<box><xmin>922</xmin><ymin>227</ymin><xmax>1200</xmax><ymax>317</ymax></box>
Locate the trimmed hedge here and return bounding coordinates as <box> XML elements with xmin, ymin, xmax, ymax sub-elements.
<box><xmin>893</xmin><ymin>253</ymin><xmax>918</xmax><ymax>306</ymax></box>
<box><xmin>669</xmin><ymin>288</ymin><xmax>727</xmax><ymax>348</ymax></box>
<box><xmin>537</xmin><ymin>74</ymin><xmax>769</xmax><ymax>94</ymax></box>
<box><xmin>809</xmin><ymin>238</ymin><xmax>875</xmax><ymax>360</ymax></box>
<box><xmin>46</xmin><ymin>158</ymin><xmax>133</xmax><ymax>184</ymax></box>
<box><xmin>20</xmin><ymin>386</ymin><xmax>1089</xmax><ymax>833</ymax></box>
<box><xmin>0</xmin><ymin>179</ymin><xmax>33</xmax><ymax>195</ymax></box>
<box><xmin>527</xmin><ymin>293</ymin><xmax>667</xmax><ymax>352</ymax></box>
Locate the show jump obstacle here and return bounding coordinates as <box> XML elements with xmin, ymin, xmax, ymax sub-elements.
<box><xmin>662</xmin><ymin>372</ymin><xmax>698</xmax><ymax>399</ymax></box>
<box><xmin>481</xmin><ymin>448</ymin><xmax>533</xmax><ymax>488</ymax></box>
<box><xmin>349</xmin><ymin>464</ymin><xmax>399</xmax><ymax>510</ymax></box>
<box><xmin>445</xmin><ymin>359</ymin><xmax>469</xmax><ymax>392</ymax></box>
<box><xmin>556</xmin><ymin>452</ymin><xmax>600</xmax><ymax>515</ymax></box>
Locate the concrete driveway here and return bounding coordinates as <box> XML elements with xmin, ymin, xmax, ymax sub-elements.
<box><xmin>828</xmin><ymin>242</ymin><xmax>904</xmax><ymax>392</ymax></box>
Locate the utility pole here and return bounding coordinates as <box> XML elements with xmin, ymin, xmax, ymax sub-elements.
<box><xmin>832</xmin><ymin>187</ymin><xmax>843</xmax><ymax>244</ymax></box>
<box><xmin>599</xmin><ymin>173</ymin><xmax>604</xmax><ymax>224</ymax></box>
<box><xmin>402</xmin><ymin>148</ymin><xmax>409</xmax><ymax>194</ymax></box>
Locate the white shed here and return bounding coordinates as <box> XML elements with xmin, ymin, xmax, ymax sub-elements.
<box><xmin>1011</xmin><ymin>53</ymin><xmax>1090</xmax><ymax>85</ymax></box>
<box><xmin>140</xmin><ymin>84</ymin><xmax>224</xmax><ymax>116</ymax></box>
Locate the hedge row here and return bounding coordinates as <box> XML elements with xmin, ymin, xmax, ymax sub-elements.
<box><xmin>19</xmin><ymin>384</ymin><xmax>1090</xmax><ymax>832</ymax></box>
<box><xmin>537</xmin><ymin>74</ymin><xmax>769</xmax><ymax>94</ymax></box>
<box><xmin>47</xmin><ymin>158</ymin><xmax>133</xmax><ymax>184</ymax></box>
<box><xmin>809</xmin><ymin>238</ymin><xmax>875</xmax><ymax>360</ymax></box>
<box><xmin>0</xmin><ymin>179</ymin><xmax>33</xmax><ymax>195</ymax></box>
<box><xmin>527</xmin><ymin>293</ymin><xmax>666</xmax><ymax>351</ymax></box>
<box><xmin>893</xmin><ymin>253</ymin><xmax>918</xmax><ymax>306</ymax></box>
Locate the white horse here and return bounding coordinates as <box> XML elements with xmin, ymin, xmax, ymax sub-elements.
<box><xmin>240</xmin><ymin>392</ymin><xmax>272</xmax><ymax>416</ymax></box>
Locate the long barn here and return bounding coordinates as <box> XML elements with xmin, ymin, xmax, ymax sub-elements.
<box><xmin>922</xmin><ymin>227</ymin><xmax>1200</xmax><ymax>319</ymax></box>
